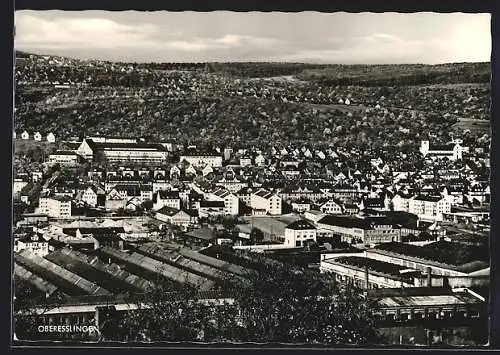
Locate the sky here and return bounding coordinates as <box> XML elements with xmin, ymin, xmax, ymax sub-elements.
<box><xmin>14</xmin><ymin>11</ymin><xmax>491</xmax><ymax>64</ymax></box>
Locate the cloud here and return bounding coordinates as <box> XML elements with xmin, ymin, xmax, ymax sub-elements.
<box><xmin>277</xmin><ymin>33</ymin><xmax>489</xmax><ymax>64</ymax></box>
<box><xmin>15</xmin><ymin>13</ymin><xmax>161</xmax><ymax>50</ymax></box>
<box><xmin>14</xmin><ymin>11</ymin><xmax>491</xmax><ymax>64</ymax></box>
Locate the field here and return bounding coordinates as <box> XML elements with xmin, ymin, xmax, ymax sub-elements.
<box><xmin>452</xmin><ymin>118</ymin><xmax>490</xmax><ymax>135</ymax></box>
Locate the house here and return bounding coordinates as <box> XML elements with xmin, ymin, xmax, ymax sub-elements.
<box><xmin>170</xmin><ymin>165</ymin><xmax>181</xmax><ymax>179</ymax></box>
<box><xmin>197</xmin><ymin>200</ymin><xmax>226</xmax><ymax>217</ymax></box>
<box><xmin>255</xmin><ymin>154</ymin><xmax>265</xmax><ymax>166</ymax></box>
<box><xmin>250</xmin><ymin>188</ymin><xmax>282</xmax><ymax>215</ymax></box>
<box><xmin>342</xmin><ymin>203</ymin><xmax>360</xmax><ymax>215</ymax></box>
<box><xmin>408</xmin><ymin>195</ymin><xmax>451</xmax><ymax>222</ymax></box>
<box><xmin>64</xmin><ymin>227</ymin><xmax>126</xmax><ymax>250</ymax></box>
<box><xmin>15</xmin><ymin>232</ymin><xmax>50</xmax><ymax>256</ymax></box>
<box><xmin>33</xmin><ymin>131</ymin><xmax>42</xmax><ymax>141</ymax></box>
<box><xmin>183</xmin><ymin>227</ymin><xmax>216</xmax><ymax>246</ymax></box>
<box><xmin>420</xmin><ymin>140</ymin><xmax>463</xmax><ymax>161</ymax></box>
<box><xmin>48</xmin><ymin>151</ymin><xmax>82</xmax><ymax>165</ymax></box>
<box><xmin>155</xmin><ymin>206</ymin><xmax>198</xmax><ymax>229</ymax></box>
<box><xmin>153</xmin><ymin>190</ymin><xmax>181</xmax><ymax>211</ymax></box>
<box><xmin>392</xmin><ymin>193</ymin><xmax>411</xmax><ymax>212</ymax></box>
<box><xmin>31</xmin><ymin>171</ymin><xmax>43</xmax><ymax>183</ymax></box>
<box><xmin>200</xmin><ymin>165</ymin><xmax>212</xmax><ymax>177</ymax></box>
<box><xmin>46</xmin><ymin>132</ymin><xmax>56</xmax><ymax>143</ymax></box>
<box><xmin>284</xmin><ymin>220</ymin><xmax>317</xmax><ymax>247</ymax></box>
<box><xmin>81</xmin><ymin>186</ymin><xmax>106</xmax><ymax>208</ymax></box>
<box><xmin>209</xmin><ymin>188</ymin><xmax>239</xmax><ymax>215</ymax></box>
<box><xmin>291</xmin><ymin>199</ymin><xmax>312</xmax><ymax>213</ymax></box>
<box><xmin>237</xmin><ymin>187</ymin><xmax>254</xmax><ymax>205</ymax></box>
<box><xmin>319</xmin><ymin>199</ymin><xmax>343</xmax><ymax>214</ymax></box>
<box><xmin>113</xmin><ymin>184</ymin><xmax>153</xmax><ymax>203</ymax></box>
<box><xmin>21</xmin><ymin>130</ymin><xmax>29</xmax><ymax>140</ymax></box>
<box><xmin>240</xmin><ymin>156</ymin><xmax>252</xmax><ymax>167</ymax></box>
<box><xmin>13</xmin><ymin>177</ymin><xmax>29</xmax><ymax>198</ymax></box>
<box><xmin>179</xmin><ymin>150</ymin><xmax>223</xmax><ymax>168</ymax></box>
<box><xmin>38</xmin><ymin>195</ymin><xmax>72</xmax><ymax>218</ymax></box>
<box><xmin>359</xmin><ymin>197</ymin><xmax>390</xmax><ymax>212</ymax></box>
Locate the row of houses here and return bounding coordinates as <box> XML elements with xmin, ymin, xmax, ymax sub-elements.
<box><xmin>15</xmin><ymin>131</ymin><xmax>56</xmax><ymax>142</ymax></box>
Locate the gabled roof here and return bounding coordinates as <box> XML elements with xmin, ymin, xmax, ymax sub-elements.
<box><xmin>156</xmin><ymin>206</ymin><xmax>182</xmax><ymax>217</ymax></box>
<box><xmin>200</xmin><ymin>200</ymin><xmax>225</xmax><ymax>208</ymax></box>
<box><xmin>286</xmin><ymin>220</ymin><xmax>316</xmax><ymax>230</ymax></box>
<box><xmin>157</xmin><ymin>190</ymin><xmax>180</xmax><ymax>199</ymax></box>
<box><xmin>413</xmin><ymin>195</ymin><xmax>444</xmax><ymax>203</ymax></box>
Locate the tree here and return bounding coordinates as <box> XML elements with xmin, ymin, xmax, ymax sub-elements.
<box><xmin>250</xmin><ymin>227</ymin><xmax>264</xmax><ymax>244</ymax></box>
<box><xmin>116</xmin><ymin>256</ymin><xmax>381</xmax><ymax>345</ymax></box>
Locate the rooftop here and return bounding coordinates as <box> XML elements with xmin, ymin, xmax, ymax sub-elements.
<box><xmin>286</xmin><ymin>219</ymin><xmax>316</xmax><ymax>231</ymax></box>
<box><xmin>372</xmin><ymin>241</ymin><xmax>489</xmax><ymax>272</ymax></box>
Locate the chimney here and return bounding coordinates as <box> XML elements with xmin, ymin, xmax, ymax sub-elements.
<box><xmin>427</xmin><ymin>267</ymin><xmax>432</xmax><ymax>288</ymax></box>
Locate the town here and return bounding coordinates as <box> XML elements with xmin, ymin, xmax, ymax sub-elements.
<box><xmin>13</xmin><ymin>52</ymin><xmax>490</xmax><ymax>346</ymax></box>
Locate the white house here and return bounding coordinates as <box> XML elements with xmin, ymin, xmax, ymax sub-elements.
<box><xmin>38</xmin><ymin>195</ymin><xmax>72</xmax><ymax>218</ymax></box>
<box><xmin>21</xmin><ymin>130</ymin><xmax>29</xmax><ymax>140</ymax></box>
<box><xmin>155</xmin><ymin>207</ymin><xmax>197</xmax><ymax>230</ymax></box>
<box><xmin>46</xmin><ymin>132</ymin><xmax>56</xmax><ymax>143</ymax></box>
<box><xmin>255</xmin><ymin>154</ymin><xmax>265</xmax><ymax>166</ymax></box>
<box><xmin>250</xmin><ymin>188</ymin><xmax>282</xmax><ymax>215</ymax></box>
<box><xmin>240</xmin><ymin>156</ymin><xmax>252</xmax><ymax>167</ymax></box>
<box><xmin>33</xmin><ymin>132</ymin><xmax>42</xmax><ymax>141</ymax></box>
<box><xmin>319</xmin><ymin>199</ymin><xmax>343</xmax><ymax>214</ymax></box>
<box><xmin>284</xmin><ymin>220</ymin><xmax>317</xmax><ymax>247</ymax></box>
<box><xmin>408</xmin><ymin>195</ymin><xmax>451</xmax><ymax>222</ymax></box>
<box><xmin>209</xmin><ymin>188</ymin><xmax>239</xmax><ymax>215</ymax></box>
<box><xmin>180</xmin><ymin>152</ymin><xmax>222</xmax><ymax>168</ymax></box>
<box><xmin>82</xmin><ymin>185</ymin><xmax>105</xmax><ymax>207</ymax></box>
<box><xmin>48</xmin><ymin>151</ymin><xmax>81</xmax><ymax>165</ymax></box>
<box><xmin>420</xmin><ymin>141</ymin><xmax>463</xmax><ymax>161</ymax></box>
<box><xmin>14</xmin><ymin>232</ymin><xmax>49</xmax><ymax>256</ymax></box>
<box><xmin>153</xmin><ymin>190</ymin><xmax>182</xmax><ymax>211</ymax></box>
<box><xmin>202</xmin><ymin>165</ymin><xmax>214</xmax><ymax>177</ymax></box>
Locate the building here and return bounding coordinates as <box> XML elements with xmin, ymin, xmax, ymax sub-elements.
<box><xmin>153</xmin><ymin>190</ymin><xmax>182</xmax><ymax>211</ymax></box>
<box><xmin>87</xmin><ymin>136</ymin><xmax>138</xmax><ymax>144</ymax></box>
<box><xmin>250</xmin><ymin>188</ymin><xmax>282</xmax><ymax>215</ymax></box>
<box><xmin>197</xmin><ymin>200</ymin><xmax>226</xmax><ymax>217</ymax></box>
<box><xmin>77</xmin><ymin>138</ymin><xmax>168</xmax><ymax>163</ymax></box>
<box><xmin>33</xmin><ymin>131</ymin><xmax>42</xmax><ymax>141</ymax></box>
<box><xmin>317</xmin><ymin>215</ymin><xmax>401</xmax><ymax>245</ymax></box>
<box><xmin>320</xmin><ymin>255</ymin><xmax>443</xmax><ymax>289</ymax></box>
<box><xmin>392</xmin><ymin>193</ymin><xmax>411</xmax><ymax>212</ymax></box>
<box><xmin>21</xmin><ymin>130</ymin><xmax>29</xmax><ymax>140</ymax></box>
<box><xmin>408</xmin><ymin>195</ymin><xmax>451</xmax><ymax>222</ymax></box>
<box><xmin>81</xmin><ymin>186</ymin><xmax>106</xmax><ymax>208</ymax></box>
<box><xmin>155</xmin><ymin>207</ymin><xmax>198</xmax><ymax>229</ymax></box>
<box><xmin>48</xmin><ymin>151</ymin><xmax>82</xmax><ymax>165</ymax></box>
<box><xmin>366</xmin><ymin>241</ymin><xmax>490</xmax><ymax>278</ymax></box>
<box><xmin>239</xmin><ymin>156</ymin><xmax>252</xmax><ymax>167</ymax></box>
<box><xmin>46</xmin><ymin>132</ymin><xmax>56</xmax><ymax>143</ymax></box>
<box><xmin>14</xmin><ymin>232</ymin><xmax>49</xmax><ymax>256</ymax></box>
<box><xmin>38</xmin><ymin>195</ymin><xmax>72</xmax><ymax>218</ymax></box>
<box><xmin>284</xmin><ymin>220</ymin><xmax>317</xmax><ymax>247</ymax></box>
<box><xmin>420</xmin><ymin>141</ymin><xmax>463</xmax><ymax>161</ymax></box>
<box><xmin>291</xmin><ymin>199</ymin><xmax>311</xmax><ymax>213</ymax></box>
<box><xmin>318</xmin><ymin>199</ymin><xmax>343</xmax><ymax>214</ymax></box>
<box><xmin>209</xmin><ymin>188</ymin><xmax>239</xmax><ymax>215</ymax></box>
<box><xmin>13</xmin><ymin>177</ymin><xmax>29</xmax><ymax>198</ymax></box>
<box><xmin>179</xmin><ymin>151</ymin><xmax>223</xmax><ymax>168</ymax></box>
